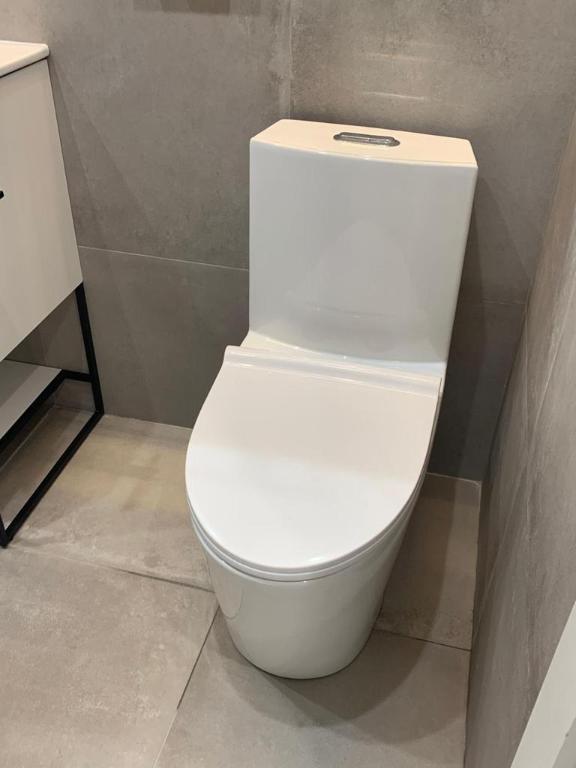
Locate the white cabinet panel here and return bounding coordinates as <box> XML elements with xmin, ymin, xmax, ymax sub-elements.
<box><xmin>0</xmin><ymin>60</ymin><xmax>82</xmax><ymax>361</ymax></box>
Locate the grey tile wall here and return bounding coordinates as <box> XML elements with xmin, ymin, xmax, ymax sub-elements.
<box><xmin>527</xmin><ymin>289</ymin><xmax>576</xmax><ymax>692</ymax></box>
<box><xmin>4</xmin><ymin>0</ymin><xmax>576</xmax><ymax>476</ymax></box>
<box><xmin>290</xmin><ymin>0</ymin><xmax>576</xmax><ymax>477</ymax></box>
<box><xmin>474</xmin><ymin>333</ymin><xmax>527</xmax><ymax>615</ymax></box>
<box><xmin>466</xmin><ymin>479</ymin><xmax>532</xmax><ymax>768</ymax></box>
<box><xmin>79</xmin><ymin>247</ymin><xmax>249</xmax><ymax>425</ymax></box>
<box><xmin>429</xmin><ymin>300</ymin><xmax>524</xmax><ymax>478</ymax></box>
<box><xmin>291</xmin><ymin>0</ymin><xmax>576</xmax><ymax>304</ymax></box>
<box><xmin>1</xmin><ymin>0</ymin><xmax>288</xmax><ymax>429</ymax></box>
<box><xmin>0</xmin><ymin>0</ymin><xmax>291</xmax><ymax>268</ymax></box>
<box><xmin>466</xmin><ymin>111</ymin><xmax>576</xmax><ymax>767</ymax></box>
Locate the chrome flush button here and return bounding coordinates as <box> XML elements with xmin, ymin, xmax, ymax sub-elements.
<box><xmin>333</xmin><ymin>131</ymin><xmax>400</xmax><ymax>147</ymax></box>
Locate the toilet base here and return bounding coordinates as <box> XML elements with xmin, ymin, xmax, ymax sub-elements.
<box><xmin>200</xmin><ymin>506</ymin><xmax>414</xmax><ymax>679</ymax></box>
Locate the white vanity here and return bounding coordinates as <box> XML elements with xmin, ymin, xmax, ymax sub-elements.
<box><xmin>0</xmin><ymin>41</ymin><xmax>81</xmax><ymax>359</ymax></box>
<box><xmin>0</xmin><ymin>41</ymin><xmax>102</xmax><ymax>545</ymax></box>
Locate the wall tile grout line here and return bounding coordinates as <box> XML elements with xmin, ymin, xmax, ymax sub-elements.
<box><xmin>77</xmin><ymin>254</ymin><xmax>529</xmax><ymax>307</ymax></box>
<box><xmin>526</xmin><ymin>223</ymin><xmax>576</xmax><ymax>457</ymax></box>
<box><xmin>427</xmin><ymin>470</ymin><xmax>481</xmax><ymax>489</ymax></box>
<box><xmin>287</xmin><ymin>0</ymin><xmax>294</xmax><ymax>118</ymax></box>
<box><xmin>472</xmin><ymin>325</ymin><xmax>528</xmax><ymax>637</ymax></box>
<box><xmin>79</xmin><ymin>243</ymin><xmax>249</xmax><ymax>274</ymax></box>
<box><xmin>480</xmin><ymin>298</ymin><xmax>527</xmax><ymax>307</ymax></box>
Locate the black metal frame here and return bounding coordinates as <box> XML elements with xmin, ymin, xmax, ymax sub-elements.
<box><xmin>0</xmin><ymin>285</ymin><xmax>103</xmax><ymax>547</ymax></box>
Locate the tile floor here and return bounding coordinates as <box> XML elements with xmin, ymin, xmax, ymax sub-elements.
<box><xmin>0</xmin><ymin>408</ymin><xmax>481</xmax><ymax>768</ymax></box>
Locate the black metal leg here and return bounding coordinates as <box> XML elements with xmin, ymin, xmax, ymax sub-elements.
<box><xmin>0</xmin><ymin>514</ymin><xmax>8</xmax><ymax>548</ymax></box>
<box><xmin>4</xmin><ymin>412</ymin><xmax>102</xmax><ymax>545</ymax></box>
<box><xmin>0</xmin><ymin>282</ymin><xmax>104</xmax><ymax>548</ymax></box>
<box><xmin>75</xmin><ymin>284</ymin><xmax>104</xmax><ymax>414</ymax></box>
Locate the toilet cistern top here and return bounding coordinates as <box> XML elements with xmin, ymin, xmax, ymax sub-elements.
<box><xmin>185</xmin><ymin>347</ymin><xmax>442</xmax><ymax>581</ymax></box>
<box><xmin>252</xmin><ymin>118</ymin><xmax>477</xmax><ymax>167</ymax></box>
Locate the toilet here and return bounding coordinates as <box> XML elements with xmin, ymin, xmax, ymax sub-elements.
<box><xmin>185</xmin><ymin>119</ymin><xmax>477</xmax><ymax>678</ymax></box>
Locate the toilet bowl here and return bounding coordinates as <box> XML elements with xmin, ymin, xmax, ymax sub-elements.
<box><xmin>186</xmin><ymin>345</ymin><xmax>441</xmax><ymax>677</ymax></box>
<box><xmin>186</xmin><ymin>119</ymin><xmax>477</xmax><ymax>678</ymax></box>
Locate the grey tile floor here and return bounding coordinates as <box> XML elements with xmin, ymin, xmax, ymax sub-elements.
<box><xmin>0</xmin><ymin>408</ymin><xmax>480</xmax><ymax>768</ymax></box>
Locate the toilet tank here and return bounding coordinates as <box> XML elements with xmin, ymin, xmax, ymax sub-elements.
<box><xmin>249</xmin><ymin>120</ymin><xmax>477</xmax><ymax>365</ymax></box>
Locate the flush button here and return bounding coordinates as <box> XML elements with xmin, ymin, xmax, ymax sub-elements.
<box><xmin>333</xmin><ymin>132</ymin><xmax>400</xmax><ymax>147</ymax></box>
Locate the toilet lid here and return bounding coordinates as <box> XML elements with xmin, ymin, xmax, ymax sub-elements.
<box><xmin>186</xmin><ymin>347</ymin><xmax>441</xmax><ymax>581</ymax></box>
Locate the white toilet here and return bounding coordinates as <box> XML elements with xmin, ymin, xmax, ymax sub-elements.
<box><xmin>185</xmin><ymin>119</ymin><xmax>477</xmax><ymax>678</ymax></box>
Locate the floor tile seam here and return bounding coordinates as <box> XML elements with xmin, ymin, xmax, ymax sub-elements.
<box><xmin>427</xmin><ymin>470</ymin><xmax>482</xmax><ymax>491</ymax></box>
<box><xmin>102</xmin><ymin>563</ymin><xmax>216</xmax><ymax>594</ymax></box>
<box><xmin>7</xmin><ymin>542</ymin><xmax>215</xmax><ymax>594</ymax></box>
<box><xmin>177</xmin><ymin>609</ymin><xmax>219</xmax><ymax>709</ymax></box>
<box><xmin>151</xmin><ymin>610</ymin><xmax>219</xmax><ymax>768</ymax></box>
<box><xmin>481</xmin><ymin>298</ymin><xmax>526</xmax><ymax>307</ymax></box>
<box><xmin>375</xmin><ymin>625</ymin><xmax>471</xmax><ymax>654</ymax></box>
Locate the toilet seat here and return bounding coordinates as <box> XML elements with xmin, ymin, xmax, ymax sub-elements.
<box><xmin>185</xmin><ymin>346</ymin><xmax>441</xmax><ymax>582</ymax></box>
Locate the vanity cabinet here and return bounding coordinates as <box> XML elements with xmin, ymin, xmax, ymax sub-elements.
<box><xmin>0</xmin><ymin>43</ymin><xmax>102</xmax><ymax>547</ymax></box>
<box><xmin>0</xmin><ymin>55</ymin><xmax>81</xmax><ymax>360</ymax></box>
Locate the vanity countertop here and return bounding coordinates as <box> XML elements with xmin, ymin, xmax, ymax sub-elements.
<box><xmin>0</xmin><ymin>40</ymin><xmax>48</xmax><ymax>77</ymax></box>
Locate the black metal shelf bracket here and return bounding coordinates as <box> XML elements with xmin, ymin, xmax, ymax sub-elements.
<box><xmin>0</xmin><ymin>284</ymin><xmax>104</xmax><ymax>547</ymax></box>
